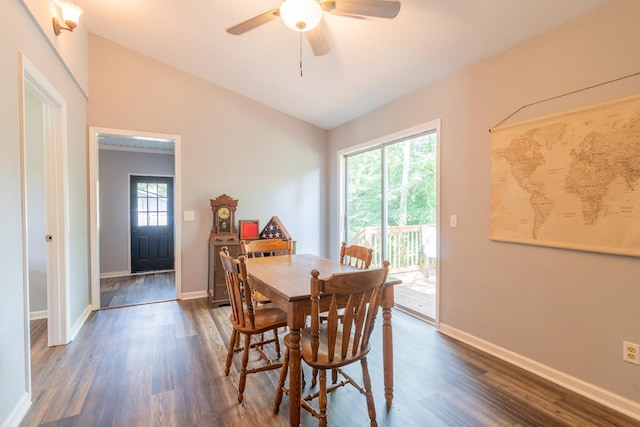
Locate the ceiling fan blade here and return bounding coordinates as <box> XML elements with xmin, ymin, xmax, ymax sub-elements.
<box><xmin>226</xmin><ymin>9</ymin><xmax>280</xmax><ymax>35</ymax></box>
<box><xmin>329</xmin><ymin>0</ymin><xmax>401</xmax><ymax>19</ymax></box>
<box><xmin>306</xmin><ymin>25</ymin><xmax>330</xmax><ymax>56</ymax></box>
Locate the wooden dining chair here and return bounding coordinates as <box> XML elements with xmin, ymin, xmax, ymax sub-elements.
<box><xmin>241</xmin><ymin>238</ymin><xmax>293</xmax><ymax>304</ymax></box>
<box><xmin>219</xmin><ymin>247</ymin><xmax>288</xmax><ymax>403</ymax></box>
<box><xmin>274</xmin><ymin>261</ymin><xmax>390</xmax><ymax>427</ymax></box>
<box><xmin>339</xmin><ymin>241</ymin><xmax>373</xmax><ymax>269</ymax></box>
<box><xmin>312</xmin><ymin>241</ymin><xmax>374</xmax><ymax>385</ymax></box>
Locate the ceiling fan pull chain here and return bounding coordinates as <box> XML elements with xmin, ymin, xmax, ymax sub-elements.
<box><xmin>299</xmin><ymin>30</ymin><xmax>303</xmax><ymax>77</ymax></box>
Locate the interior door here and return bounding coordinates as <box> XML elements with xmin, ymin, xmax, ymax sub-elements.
<box><xmin>130</xmin><ymin>175</ymin><xmax>174</xmax><ymax>273</ymax></box>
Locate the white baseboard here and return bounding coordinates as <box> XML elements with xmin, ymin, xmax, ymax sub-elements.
<box><xmin>29</xmin><ymin>310</ymin><xmax>47</xmax><ymax>320</ymax></box>
<box><xmin>69</xmin><ymin>304</ymin><xmax>92</xmax><ymax>342</ymax></box>
<box><xmin>2</xmin><ymin>391</ymin><xmax>30</xmax><ymax>427</ymax></box>
<box><xmin>99</xmin><ymin>270</ymin><xmax>130</xmax><ymax>279</ymax></box>
<box><xmin>438</xmin><ymin>323</ymin><xmax>640</xmax><ymax>421</ymax></box>
<box><xmin>180</xmin><ymin>290</ymin><xmax>207</xmax><ymax>300</ymax></box>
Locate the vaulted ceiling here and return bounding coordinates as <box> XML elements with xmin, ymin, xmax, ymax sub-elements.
<box><xmin>76</xmin><ymin>0</ymin><xmax>610</xmax><ymax>130</ymax></box>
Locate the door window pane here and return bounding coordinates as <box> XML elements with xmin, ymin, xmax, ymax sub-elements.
<box><xmin>138</xmin><ymin>212</ymin><xmax>148</xmax><ymax>226</ymax></box>
<box><xmin>134</xmin><ymin>180</ymin><xmax>171</xmax><ymax>228</ymax></box>
<box><xmin>148</xmin><ymin>212</ymin><xmax>158</xmax><ymax>226</ymax></box>
<box><xmin>158</xmin><ymin>212</ymin><xmax>168</xmax><ymax>226</ymax></box>
<box><xmin>137</xmin><ymin>183</ymin><xmax>148</xmax><ymax>197</ymax></box>
<box><xmin>158</xmin><ymin>183</ymin><xmax>167</xmax><ymax>197</ymax></box>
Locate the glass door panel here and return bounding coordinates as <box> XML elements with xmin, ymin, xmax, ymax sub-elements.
<box><xmin>344</xmin><ymin>130</ymin><xmax>438</xmax><ymax>320</ymax></box>
<box><xmin>345</xmin><ymin>149</ymin><xmax>382</xmax><ymax>266</ymax></box>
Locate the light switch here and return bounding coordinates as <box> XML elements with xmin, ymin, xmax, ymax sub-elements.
<box><xmin>450</xmin><ymin>214</ymin><xmax>457</xmax><ymax>228</ymax></box>
<box><xmin>183</xmin><ymin>210</ymin><xmax>195</xmax><ymax>221</ymax></box>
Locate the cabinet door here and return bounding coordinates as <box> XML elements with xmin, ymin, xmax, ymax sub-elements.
<box><xmin>208</xmin><ymin>242</ymin><xmax>240</xmax><ymax>306</ymax></box>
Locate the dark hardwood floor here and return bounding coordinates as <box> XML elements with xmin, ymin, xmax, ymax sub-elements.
<box><xmin>100</xmin><ymin>271</ymin><xmax>175</xmax><ymax>308</ymax></box>
<box><xmin>22</xmin><ymin>299</ymin><xmax>638</xmax><ymax>426</ymax></box>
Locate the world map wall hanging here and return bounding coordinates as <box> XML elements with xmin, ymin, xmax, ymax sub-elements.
<box><xmin>490</xmin><ymin>94</ymin><xmax>640</xmax><ymax>257</ymax></box>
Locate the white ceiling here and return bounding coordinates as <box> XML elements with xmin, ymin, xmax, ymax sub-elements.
<box><xmin>76</xmin><ymin>0</ymin><xmax>611</xmax><ymax>130</ymax></box>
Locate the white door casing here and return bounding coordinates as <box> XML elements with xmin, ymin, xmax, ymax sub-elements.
<box><xmin>19</xmin><ymin>53</ymin><xmax>71</xmax><ymax>354</ymax></box>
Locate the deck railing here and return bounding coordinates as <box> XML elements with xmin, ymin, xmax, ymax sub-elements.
<box><xmin>349</xmin><ymin>225</ymin><xmax>435</xmax><ymax>273</ymax></box>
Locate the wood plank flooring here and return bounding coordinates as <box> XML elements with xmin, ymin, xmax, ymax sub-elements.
<box><xmin>100</xmin><ymin>272</ymin><xmax>175</xmax><ymax>308</ymax></box>
<box><xmin>22</xmin><ymin>299</ymin><xmax>639</xmax><ymax>426</ymax></box>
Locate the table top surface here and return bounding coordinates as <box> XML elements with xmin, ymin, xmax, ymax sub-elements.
<box><xmin>246</xmin><ymin>253</ymin><xmax>401</xmax><ymax>303</ymax></box>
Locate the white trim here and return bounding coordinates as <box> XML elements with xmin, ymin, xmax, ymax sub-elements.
<box><xmin>68</xmin><ymin>305</ymin><xmax>92</xmax><ymax>342</ymax></box>
<box><xmin>89</xmin><ymin>127</ymin><xmax>183</xmax><ymax>309</ymax></box>
<box><xmin>29</xmin><ymin>310</ymin><xmax>47</xmax><ymax>321</ymax></box>
<box><xmin>180</xmin><ymin>291</ymin><xmax>208</xmax><ymax>300</ymax></box>
<box><xmin>1</xmin><ymin>391</ymin><xmax>30</xmax><ymax>427</ymax></box>
<box><xmin>99</xmin><ymin>270</ymin><xmax>175</xmax><ymax>279</ymax></box>
<box><xmin>99</xmin><ymin>270</ymin><xmax>132</xmax><ymax>279</ymax></box>
<box><xmin>438</xmin><ymin>323</ymin><xmax>640</xmax><ymax>421</ymax></box>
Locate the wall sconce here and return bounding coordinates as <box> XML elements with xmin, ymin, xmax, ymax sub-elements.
<box><xmin>52</xmin><ymin>1</ymin><xmax>83</xmax><ymax>36</ymax></box>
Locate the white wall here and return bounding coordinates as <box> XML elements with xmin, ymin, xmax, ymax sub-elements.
<box><xmin>329</xmin><ymin>0</ymin><xmax>640</xmax><ymax>415</ymax></box>
<box><xmin>87</xmin><ymin>34</ymin><xmax>328</xmax><ymax>294</ymax></box>
<box><xmin>1</xmin><ymin>1</ymin><xmax>89</xmax><ymax>425</ymax></box>
<box><xmin>99</xmin><ymin>149</ymin><xmax>175</xmax><ymax>274</ymax></box>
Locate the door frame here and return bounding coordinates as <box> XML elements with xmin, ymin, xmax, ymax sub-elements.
<box><xmin>89</xmin><ymin>127</ymin><xmax>182</xmax><ymax>310</ymax></box>
<box><xmin>128</xmin><ymin>174</ymin><xmax>175</xmax><ymax>273</ymax></box>
<box><xmin>337</xmin><ymin>119</ymin><xmax>441</xmax><ymax>325</ymax></box>
<box><xmin>19</xmin><ymin>53</ymin><xmax>71</xmax><ymax>355</ymax></box>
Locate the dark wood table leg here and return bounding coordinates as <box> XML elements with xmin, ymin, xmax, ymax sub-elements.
<box><xmin>382</xmin><ymin>286</ymin><xmax>394</xmax><ymax>408</ymax></box>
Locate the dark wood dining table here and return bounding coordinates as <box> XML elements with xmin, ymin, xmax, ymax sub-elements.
<box><xmin>245</xmin><ymin>253</ymin><xmax>402</xmax><ymax>426</ymax></box>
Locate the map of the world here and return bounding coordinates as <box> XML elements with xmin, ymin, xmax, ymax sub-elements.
<box><xmin>490</xmin><ymin>94</ymin><xmax>640</xmax><ymax>256</ymax></box>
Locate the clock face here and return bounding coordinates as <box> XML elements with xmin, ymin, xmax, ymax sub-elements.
<box><xmin>218</xmin><ymin>207</ymin><xmax>230</xmax><ymax>219</ymax></box>
<box><xmin>218</xmin><ymin>207</ymin><xmax>231</xmax><ymax>233</ymax></box>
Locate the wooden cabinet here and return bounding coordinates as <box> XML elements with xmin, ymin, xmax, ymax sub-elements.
<box><xmin>207</xmin><ymin>236</ymin><xmax>296</xmax><ymax>307</ymax></box>
<box><xmin>207</xmin><ymin>237</ymin><xmax>241</xmax><ymax>307</ymax></box>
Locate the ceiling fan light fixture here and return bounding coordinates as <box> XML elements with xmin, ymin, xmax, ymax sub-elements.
<box><xmin>280</xmin><ymin>0</ymin><xmax>323</xmax><ymax>32</ymax></box>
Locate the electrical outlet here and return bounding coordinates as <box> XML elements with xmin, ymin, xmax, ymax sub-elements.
<box><xmin>623</xmin><ymin>341</ymin><xmax>640</xmax><ymax>365</ymax></box>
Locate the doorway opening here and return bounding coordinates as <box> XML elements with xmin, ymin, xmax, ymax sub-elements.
<box><xmin>341</xmin><ymin>121</ymin><xmax>440</xmax><ymax>322</ymax></box>
<box><xmin>89</xmin><ymin>128</ymin><xmax>182</xmax><ymax>310</ymax></box>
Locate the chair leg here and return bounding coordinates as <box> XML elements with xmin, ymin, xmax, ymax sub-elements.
<box><xmin>311</xmin><ymin>367</ymin><xmax>318</xmax><ymax>387</ymax></box>
<box><xmin>238</xmin><ymin>334</ymin><xmax>251</xmax><ymax>403</ymax></box>
<box><xmin>274</xmin><ymin>328</ymin><xmax>281</xmax><ymax>358</ymax></box>
<box><xmin>273</xmin><ymin>347</ymin><xmax>290</xmax><ymax>415</ymax></box>
<box><xmin>225</xmin><ymin>329</ymin><xmax>237</xmax><ymax>376</ymax></box>
<box><xmin>318</xmin><ymin>369</ymin><xmax>328</xmax><ymax>427</ymax></box>
<box><xmin>360</xmin><ymin>357</ymin><xmax>377</xmax><ymax>426</ymax></box>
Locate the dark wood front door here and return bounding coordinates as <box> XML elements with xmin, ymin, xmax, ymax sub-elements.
<box><xmin>130</xmin><ymin>176</ymin><xmax>174</xmax><ymax>273</ymax></box>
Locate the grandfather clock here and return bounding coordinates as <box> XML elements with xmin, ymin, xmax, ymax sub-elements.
<box><xmin>207</xmin><ymin>194</ymin><xmax>240</xmax><ymax>306</ymax></box>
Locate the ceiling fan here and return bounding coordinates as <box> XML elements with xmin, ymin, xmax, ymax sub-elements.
<box><xmin>226</xmin><ymin>0</ymin><xmax>401</xmax><ymax>56</ymax></box>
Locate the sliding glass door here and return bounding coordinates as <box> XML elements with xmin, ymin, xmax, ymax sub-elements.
<box><xmin>344</xmin><ymin>129</ymin><xmax>438</xmax><ymax>319</ymax></box>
